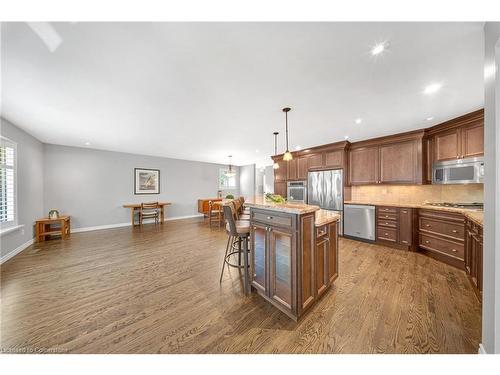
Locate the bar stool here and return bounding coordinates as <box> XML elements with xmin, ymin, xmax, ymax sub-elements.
<box><xmin>239</xmin><ymin>196</ymin><xmax>250</xmax><ymax>215</ymax></box>
<box><xmin>219</xmin><ymin>204</ymin><xmax>250</xmax><ymax>294</ymax></box>
<box><xmin>232</xmin><ymin>200</ymin><xmax>250</xmax><ymax>221</ymax></box>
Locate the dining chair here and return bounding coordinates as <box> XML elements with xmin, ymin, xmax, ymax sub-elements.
<box><xmin>139</xmin><ymin>202</ymin><xmax>160</xmax><ymax>225</ymax></box>
<box><xmin>208</xmin><ymin>200</ymin><xmax>223</xmax><ymax>228</ymax></box>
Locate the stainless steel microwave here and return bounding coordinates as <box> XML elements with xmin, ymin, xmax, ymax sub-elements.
<box><xmin>432</xmin><ymin>157</ymin><xmax>484</xmax><ymax>184</ymax></box>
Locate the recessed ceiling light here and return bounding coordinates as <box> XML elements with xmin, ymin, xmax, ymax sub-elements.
<box><xmin>255</xmin><ymin>149</ymin><xmax>260</xmax><ymax>153</ymax></box>
<box><xmin>426</xmin><ymin>117</ymin><xmax>434</xmax><ymax>121</ymax></box>
<box><xmin>84</xmin><ymin>141</ymin><xmax>91</xmax><ymax>146</ymax></box>
<box><xmin>295</xmin><ymin>145</ymin><xmax>302</xmax><ymax>151</ymax></box>
<box><xmin>424</xmin><ymin>83</ymin><xmax>442</xmax><ymax>95</ymax></box>
<box><xmin>355</xmin><ymin>118</ymin><xmax>362</xmax><ymax>124</ymax></box>
<box><xmin>371</xmin><ymin>42</ymin><xmax>387</xmax><ymax>56</ymax></box>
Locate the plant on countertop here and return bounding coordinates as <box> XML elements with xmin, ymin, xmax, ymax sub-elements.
<box><xmin>225</xmin><ymin>194</ymin><xmax>234</xmax><ymax>199</ymax></box>
<box><xmin>265</xmin><ymin>193</ymin><xmax>286</xmax><ymax>204</ymax></box>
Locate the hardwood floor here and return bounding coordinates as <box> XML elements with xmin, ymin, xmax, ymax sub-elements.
<box><xmin>0</xmin><ymin>218</ymin><xmax>481</xmax><ymax>354</ymax></box>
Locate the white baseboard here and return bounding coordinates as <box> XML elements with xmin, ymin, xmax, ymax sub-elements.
<box><xmin>71</xmin><ymin>222</ymin><xmax>131</xmax><ymax>233</ymax></box>
<box><xmin>71</xmin><ymin>214</ymin><xmax>204</xmax><ymax>234</ymax></box>
<box><xmin>0</xmin><ymin>238</ymin><xmax>34</xmax><ymax>264</ymax></box>
<box><xmin>165</xmin><ymin>214</ymin><xmax>204</xmax><ymax>221</ymax></box>
<box><xmin>478</xmin><ymin>343</ymin><xmax>487</xmax><ymax>354</ymax></box>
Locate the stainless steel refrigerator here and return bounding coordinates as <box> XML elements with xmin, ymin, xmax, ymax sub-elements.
<box><xmin>307</xmin><ymin>169</ymin><xmax>344</xmax><ymax>235</ymax></box>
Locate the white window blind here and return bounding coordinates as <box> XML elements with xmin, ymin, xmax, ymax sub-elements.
<box><xmin>0</xmin><ymin>137</ymin><xmax>16</xmax><ymax>227</ymax></box>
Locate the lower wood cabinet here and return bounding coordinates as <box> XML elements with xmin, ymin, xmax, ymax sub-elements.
<box><xmin>418</xmin><ymin>209</ymin><xmax>465</xmax><ymax>268</ymax></box>
<box><xmin>250</xmin><ymin>208</ymin><xmax>338</xmax><ymax>321</ymax></box>
<box><xmin>375</xmin><ymin>206</ymin><xmax>414</xmax><ymax>250</ymax></box>
<box><xmin>465</xmin><ymin>218</ymin><xmax>483</xmax><ymax>301</ymax></box>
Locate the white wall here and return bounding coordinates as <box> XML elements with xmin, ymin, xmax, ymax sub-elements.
<box><xmin>264</xmin><ymin>165</ymin><xmax>274</xmax><ymax>194</ymax></box>
<box><xmin>43</xmin><ymin>144</ymin><xmax>240</xmax><ymax>229</ymax></box>
<box><xmin>239</xmin><ymin>164</ymin><xmax>255</xmax><ymax>199</ymax></box>
<box><xmin>482</xmin><ymin>21</ymin><xmax>500</xmax><ymax>354</ymax></box>
<box><xmin>0</xmin><ymin>118</ymin><xmax>44</xmax><ymax>261</ymax></box>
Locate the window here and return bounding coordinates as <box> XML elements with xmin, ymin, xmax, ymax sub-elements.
<box><xmin>0</xmin><ymin>137</ymin><xmax>16</xmax><ymax>229</ymax></box>
<box><xmin>219</xmin><ymin>168</ymin><xmax>236</xmax><ymax>189</ymax></box>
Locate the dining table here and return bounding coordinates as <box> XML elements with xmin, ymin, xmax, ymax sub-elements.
<box><xmin>123</xmin><ymin>202</ymin><xmax>171</xmax><ymax>226</ymax></box>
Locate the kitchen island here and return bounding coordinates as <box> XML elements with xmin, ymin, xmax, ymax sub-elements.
<box><xmin>245</xmin><ymin>196</ymin><xmax>340</xmax><ymax>321</ymax></box>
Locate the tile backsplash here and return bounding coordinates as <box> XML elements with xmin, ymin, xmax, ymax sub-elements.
<box><xmin>350</xmin><ymin>184</ymin><xmax>483</xmax><ymax>205</ymax></box>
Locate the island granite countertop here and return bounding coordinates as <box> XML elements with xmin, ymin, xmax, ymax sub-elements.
<box><xmin>314</xmin><ymin>209</ymin><xmax>341</xmax><ymax>227</ymax></box>
<box><xmin>244</xmin><ymin>195</ymin><xmax>319</xmax><ymax>214</ymax></box>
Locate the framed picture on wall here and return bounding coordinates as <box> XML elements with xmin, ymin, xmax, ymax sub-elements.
<box><xmin>134</xmin><ymin>168</ymin><xmax>160</xmax><ymax>194</ymax></box>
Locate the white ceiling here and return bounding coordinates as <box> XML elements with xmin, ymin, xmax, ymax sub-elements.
<box><xmin>1</xmin><ymin>22</ymin><xmax>484</xmax><ymax>166</ymax></box>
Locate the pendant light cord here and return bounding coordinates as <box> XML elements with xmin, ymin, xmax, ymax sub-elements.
<box><xmin>285</xmin><ymin>111</ymin><xmax>289</xmax><ymax>151</ymax></box>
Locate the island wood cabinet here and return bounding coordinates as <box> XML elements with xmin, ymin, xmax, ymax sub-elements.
<box><xmin>250</xmin><ymin>208</ymin><xmax>338</xmax><ymax>321</ymax></box>
<box><xmin>349</xmin><ymin>131</ymin><xmax>425</xmax><ymax>185</ymax></box>
<box><xmin>427</xmin><ymin>109</ymin><xmax>484</xmax><ymax>163</ymax></box>
<box><xmin>465</xmin><ymin>218</ymin><xmax>483</xmax><ymax>301</ymax></box>
<box><xmin>315</xmin><ymin>221</ymin><xmax>339</xmax><ymax>298</ymax></box>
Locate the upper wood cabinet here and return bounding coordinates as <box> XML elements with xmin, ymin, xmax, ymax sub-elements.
<box><xmin>434</xmin><ymin>128</ymin><xmax>460</xmax><ymax>162</ymax></box>
<box><xmin>379</xmin><ymin>140</ymin><xmax>420</xmax><ymax>184</ymax></box>
<box><xmin>324</xmin><ymin>150</ymin><xmax>343</xmax><ymax>168</ymax></box>
<box><xmin>428</xmin><ymin>109</ymin><xmax>484</xmax><ymax>163</ymax></box>
<box><xmin>307</xmin><ymin>153</ymin><xmax>323</xmax><ymax>169</ymax></box>
<box><xmin>297</xmin><ymin>156</ymin><xmax>309</xmax><ymax>180</ymax></box>
<box><xmin>349</xmin><ymin>146</ymin><xmax>379</xmax><ymax>185</ymax></box>
<box><xmin>349</xmin><ymin>132</ymin><xmax>425</xmax><ymax>186</ymax></box>
<box><xmin>461</xmin><ymin>122</ymin><xmax>484</xmax><ymax>159</ymax></box>
<box><xmin>274</xmin><ymin>159</ymin><xmax>288</xmax><ymax>182</ymax></box>
<box><xmin>272</xmin><ymin>141</ymin><xmax>349</xmax><ymax>184</ymax></box>
<box><xmin>287</xmin><ymin>158</ymin><xmax>298</xmax><ymax>180</ymax></box>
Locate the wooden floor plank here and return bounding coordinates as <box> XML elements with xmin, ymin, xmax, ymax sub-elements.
<box><xmin>0</xmin><ymin>218</ymin><xmax>481</xmax><ymax>353</ymax></box>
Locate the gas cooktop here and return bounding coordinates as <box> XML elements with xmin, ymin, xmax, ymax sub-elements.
<box><xmin>425</xmin><ymin>202</ymin><xmax>484</xmax><ymax>209</ymax></box>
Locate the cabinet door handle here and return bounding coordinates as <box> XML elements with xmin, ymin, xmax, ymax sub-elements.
<box><xmin>425</xmin><ymin>240</ymin><xmax>430</xmax><ymax>244</ymax></box>
<box><xmin>452</xmin><ymin>230</ymin><xmax>458</xmax><ymax>233</ymax></box>
<box><xmin>451</xmin><ymin>248</ymin><xmax>457</xmax><ymax>253</ymax></box>
<box><xmin>402</xmin><ymin>210</ymin><xmax>407</xmax><ymax>214</ymax></box>
<box><xmin>425</xmin><ymin>224</ymin><xmax>430</xmax><ymax>227</ymax></box>
<box><xmin>385</xmin><ymin>222</ymin><xmax>389</xmax><ymax>225</ymax></box>
<box><xmin>267</xmin><ymin>216</ymin><xmax>273</xmax><ymax>220</ymax></box>
<box><xmin>402</xmin><ymin>240</ymin><xmax>408</xmax><ymax>244</ymax></box>
<box><xmin>385</xmin><ymin>215</ymin><xmax>389</xmax><ymax>218</ymax></box>
<box><xmin>384</xmin><ymin>233</ymin><xmax>389</xmax><ymax>236</ymax></box>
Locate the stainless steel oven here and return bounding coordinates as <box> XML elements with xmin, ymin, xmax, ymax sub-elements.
<box><xmin>432</xmin><ymin>157</ymin><xmax>484</xmax><ymax>184</ymax></box>
<box><xmin>287</xmin><ymin>181</ymin><xmax>307</xmax><ymax>203</ymax></box>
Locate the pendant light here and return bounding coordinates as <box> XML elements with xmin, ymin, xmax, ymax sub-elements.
<box><xmin>224</xmin><ymin>155</ymin><xmax>236</xmax><ymax>177</ymax></box>
<box><xmin>273</xmin><ymin>132</ymin><xmax>280</xmax><ymax>170</ymax></box>
<box><xmin>282</xmin><ymin>107</ymin><xmax>293</xmax><ymax>161</ymax></box>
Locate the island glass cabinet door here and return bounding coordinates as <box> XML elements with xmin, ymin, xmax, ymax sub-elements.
<box><xmin>251</xmin><ymin>222</ymin><xmax>268</xmax><ymax>294</ymax></box>
<box><xmin>269</xmin><ymin>228</ymin><xmax>295</xmax><ymax>311</ymax></box>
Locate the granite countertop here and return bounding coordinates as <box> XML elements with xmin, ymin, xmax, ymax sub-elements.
<box><xmin>344</xmin><ymin>200</ymin><xmax>483</xmax><ymax>225</ymax></box>
<box><xmin>314</xmin><ymin>209</ymin><xmax>341</xmax><ymax>227</ymax></box>
<box><xmin>245</xmin><ymin>195</ymin><xmax>319</xmax><ymax>214</ymax></box>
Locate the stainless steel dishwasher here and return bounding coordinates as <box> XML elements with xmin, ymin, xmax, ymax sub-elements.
<box><xmin>343</xmin><ymin>204</ymin><xmax>375</xmax><ymax>242</ymax></box>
